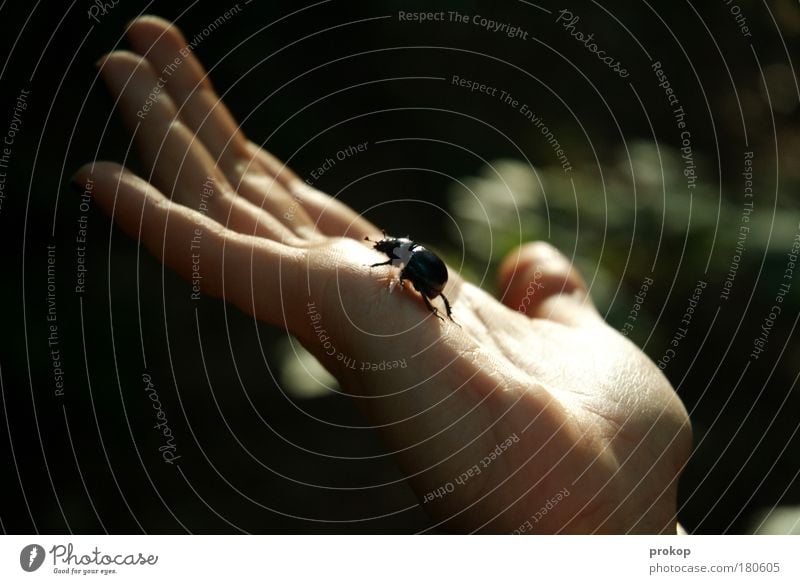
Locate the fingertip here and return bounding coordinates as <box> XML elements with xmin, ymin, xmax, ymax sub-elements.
<box><xmin>96</xmin><ymin>50</ymin><xmax>143</xmax><ymax>71</ymax></box>
<box><xmin>125</xmin><ymin>15</ymin><xmax>213</xmax><ymax>93</ymax></box>
<box><xmin>497</xmin><ymin>241</ymin><xmax>595</xmax><ymax>324</ymax></box>
<box><xmin>498</xmin><ymin>241</ymin><xmax>580</xmax><ymax>292</ymax></box>
<box><xmin>95</xmin><ymin>52</ymin><xmax>110</xmax><ymax>68</ymax></box>
<box><xmin>72</xmin><ymin>161</ymin><xmax>114</xmax><ymax>186</ymax></box>
<box><xmin>96</xmin><ymin>51</ymin><xmax>151</xmax><ymax>93</ymax></box>
<box><xmin>126</xmin><ymin>15</ymin><xmax>185</xmax><ymax>45</ymax></box>
<box><xmin>73</xmin><ymin>160</ymin><xmax>124</xmax><ymax>178</ymax></box>
<box><xmin>70</xmin><ymin>162</ymin><xmax>120</xmax><ymax>219</ymax></box>
<box><xmin>71</xmin><ymin>162</ymin><xmax>150</xmax><ymax>207</ymax></box>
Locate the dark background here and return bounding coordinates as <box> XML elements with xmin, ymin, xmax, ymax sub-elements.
<box><xmin>0</xmin><ymin>0</ymin><xmax>798</xmax><ymax>533</ymax></box>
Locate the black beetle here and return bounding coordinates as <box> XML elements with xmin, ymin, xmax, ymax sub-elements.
<box><xmin>365</xmin><ymin>232</ymin><xmax>456</xmax><ymax>323</ymax></box>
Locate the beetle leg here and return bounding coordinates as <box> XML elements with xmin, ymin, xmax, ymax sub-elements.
<box><xmin>422</xmin><ymin>294</ymin><xmax>445</xmax><ymax>321</ymax></box>
<box><xmin>439</xmin><ymin>293</ymin><xmax>459</xmax><ymax>325</ymax></box>
<box><xmin>369</xmin><ymin>259</ymin><xmax>393</xmax><ymax>267</ymax></box>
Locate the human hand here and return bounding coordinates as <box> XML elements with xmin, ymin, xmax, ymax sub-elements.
<box><xmin>75</xmin><ymin>15</ymin><xmax>692</xmax><ymax>534</ymax></box>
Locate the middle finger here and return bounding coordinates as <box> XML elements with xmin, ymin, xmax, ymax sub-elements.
<box><xmin>100</xmin><ymin>51</ymin><xmax>299</xmax><ymax>242</ymax></box>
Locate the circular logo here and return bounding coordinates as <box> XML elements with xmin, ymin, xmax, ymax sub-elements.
<box><xmin>19</xmin><ymin>544</ymin><xmax>45</xmax><ymax>572</ymax></box>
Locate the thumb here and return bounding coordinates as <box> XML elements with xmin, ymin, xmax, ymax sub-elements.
<box><xmin>497</xmin><ymin>242</ymin><xmax>599</xmax><ymax>326</ymax></box>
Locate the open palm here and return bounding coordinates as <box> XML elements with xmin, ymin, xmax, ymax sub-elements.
<box><xmin>76</xmin><ymin>16</ymin><xmax>691</xmax><ymax>534</ymax></box>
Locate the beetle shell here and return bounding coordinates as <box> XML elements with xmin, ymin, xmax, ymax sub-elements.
<box><xmin>402</xmin><ymin>248</ymin><xmax>448</xmax><ymax>296</ymax></box>
<box><xmin>366</xmin><ymin>233</ymin><xmax>456</xmax><ymax>323</ymax></box>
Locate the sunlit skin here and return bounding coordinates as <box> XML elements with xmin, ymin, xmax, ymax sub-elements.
<box><xmin>75</xmin><ymin>16</ymin><xmax>692</xmax><ymax>533</ymax></box>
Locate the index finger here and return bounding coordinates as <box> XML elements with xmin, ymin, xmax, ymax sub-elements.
<box><xmin>125</xmin><ymin>15</ymin><xmax>250</xmax><ymax>170</ymax></box>
<box><xmin>74</xmin><ymin>161</ymin><xmax>303</xmax><ymax>327</ymax></box>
